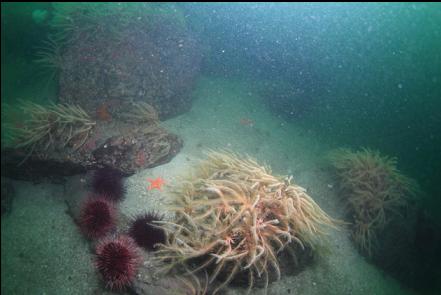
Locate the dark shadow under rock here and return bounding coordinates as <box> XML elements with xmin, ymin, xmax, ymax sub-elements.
<box><xmin>1</xmin><ymin>177</ymin><xmax>15</xmax><ymax>216</ymax></box>
<box><xmin>371</xmin><ymin>206</ymin><xmax>441</xmax><ymax>293</ymax></box>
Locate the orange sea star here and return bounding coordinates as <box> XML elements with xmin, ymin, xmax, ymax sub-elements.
<box><xmin>148</xmin><ymin>177</ymin><xmax>165</xmax><ymax>191</ymax></box>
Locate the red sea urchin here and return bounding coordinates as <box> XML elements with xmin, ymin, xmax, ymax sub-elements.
<box><xmin>79</xmin><ymin>197</ymin><xmax>116</xmax><ymax>239</ymax></box>
<box><xmin>129</xmin><ymin>212</ymin><xmax>166</xmax><ymax>251</ymax></box>
<box><xmin>95</xmin><ymin>235</ymin><xmax>141</xmax><ymax>291</ymax></box>
<box><xmin>92</xmin><ymin>167</ymin><xmax>126</xmax><ymax>202</ymax></box>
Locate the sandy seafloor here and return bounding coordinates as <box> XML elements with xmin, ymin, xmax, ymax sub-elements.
<box><xmin>1</xmin><ymin>77</ymin><xmax>416</xmax><ymax>295</ymax></box>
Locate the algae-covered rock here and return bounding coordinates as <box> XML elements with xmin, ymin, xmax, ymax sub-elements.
<box><xmin>52</xmin><ymin>3</ymin><xmax>203</xmax><ymax>120</ymax></box>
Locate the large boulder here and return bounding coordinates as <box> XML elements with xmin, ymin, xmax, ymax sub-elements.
<box><xmin>2</xmin><ymin>120</ymin><xmax>182</xmax><ymax>181</ymax></box>
<box><xmin>57</xmin><ymin>11</ymin><xmax>203</xmax><ymax>120</ymax></box>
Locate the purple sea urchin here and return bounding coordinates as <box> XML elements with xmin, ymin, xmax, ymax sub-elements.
<box><xmin>95</xmin><ymin>235</ymin><xmax>141</xmax><ymax>290</ymax></box>
<box><xmin>92</xmin><ymin>167</ymin><xmax>126</xmax><ymax>202</ymax></box>
<box><xmin>79</xmin><ymin>197</ymin><xmax>116</xmax><ymax>239</ymax></box>
<box><xmin>129</xmin><ymin>212</ymin><xmax>166</xmax><ymax>251</ymax></box>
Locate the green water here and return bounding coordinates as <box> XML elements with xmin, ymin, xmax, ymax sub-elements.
<box><xmin>1</xmin><ymin>2</ymin><xmax>440</xmax><ymax>294</ymax></box>
<box><xmin>2</xmin><ymin>3</ymin><xmax>440</xmax><ymax>217</ymax></box>
<box><xmin>186</xmin><ymin>3</ymin><xmax>441</xmax><ymax>219</ymax></box>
